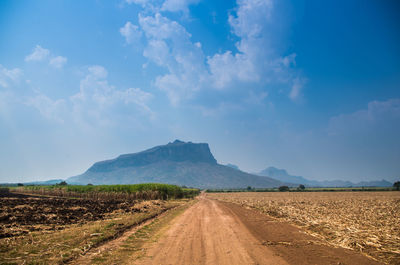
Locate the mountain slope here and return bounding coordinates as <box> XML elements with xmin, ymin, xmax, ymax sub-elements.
<box><xmin>258</xmin><ymin>166</ymin><xmax>393</xmax><ymax>187</ymax></box>
<box><xmin>68</xmin><ymin>140</ymin><xmax>282</xmax><ymax>189</ymax></box>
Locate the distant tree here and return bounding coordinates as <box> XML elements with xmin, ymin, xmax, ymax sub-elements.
<box><xmin>87</xmin><ymin>183</ymin><xmax>93</xmax><ymax>186</ymax></box>
<box><xmin>181</xmin><ymin>185</ymin><xmax>187</xmax><ymax>188</ymax></box>
<box><xmin>58</xmin><ymin>181</ymin><xmax>68</xmax><ymax>186</ymax></box>
<box><xmin>298</xmin><ymin>184</ymin><xmax>305</xmax><ymax>191</ymax></box>
<box><xmin>278</xmin><ymin>185</ymin><xmax>290</xmax><ymax>192</ymax></box>
<box><xmin>17</xmin><ymin>183</ymin><xmax>24</xmax><ymax>187</ymax></box>
<box><xmin>394</xmin><ymin>181</ymin><xmax>400</xmax><ymax>191</ymax></box>
<box><xmin>247</xmin><ymin>186</ymin><xmax>252</xmax><ymax>191</ymax></box>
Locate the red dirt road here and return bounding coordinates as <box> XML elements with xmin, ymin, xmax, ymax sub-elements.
<box><xmin>134</xmin><ymin>196</ymin><xmax>380</xmax><ymax>265</ymax></box>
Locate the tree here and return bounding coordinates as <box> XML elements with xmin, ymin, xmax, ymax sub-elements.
<box><xmin>247</xmin><ymin>186</ymin><xmax>252</xmax><ymax>191</ymax></box>
<box><xmin>278</xmin><ymin>185</ymin><xmax>290</xmax><ymax>192</ymax></box>
<box><xmin>58</xmin><ymin>181</ymin><xmax>68</xmax><ymax>186</ymax></box>
<box><xmin>17</xmin><ymin>183</ymin><xmax>24</xmax><ymax>187</ymax></box>
<box><xmin>394</xmin><ymin>181</ymin><xmax>400</xmax><ymax>191</ymax></box>
<box><xmin>298</xmin><ymin>184</ymin><xmax>305</xmax><ymax>191</ymax></box>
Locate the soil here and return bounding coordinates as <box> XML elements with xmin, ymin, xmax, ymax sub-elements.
<box><xmin>132</xmin><ymin>195</ymin><xmax>381</xmax><ymax>265</ymax></box>
<box><xmin>0</xmin><ymin>192</ymin><xmax>147</xmax><ymax>238</ymax></box>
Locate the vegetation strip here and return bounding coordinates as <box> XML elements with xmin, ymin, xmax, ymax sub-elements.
<box><xmin>12</xmin><ymin>183</ymin><xmax>199</xmax><ymax>200</ymax></box>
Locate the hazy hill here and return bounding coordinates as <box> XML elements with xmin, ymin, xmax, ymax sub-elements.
<box><xmin>225</xmin><ymin>164</ymin><xmax>240</xmax><ymax>170</ymax></box>
<box><xmin>258</xmin><ymin>166</ymin><xmax>393</xmax><ymax>187</ymax></box>
<box><xmin>68</xmin><ymin>140</ymin><xmax>282</xmax><ymax>189</ymax></box>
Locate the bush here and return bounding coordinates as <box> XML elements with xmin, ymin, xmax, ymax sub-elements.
<box><xmin>298</xmin><ymin>184</ymin><xmax>305</xmax><ymax>191</ymax></box>
<box><xmin>278</xmin><ymin>185</ymin><xmax>290</xmax><ymax>192</ymax></box>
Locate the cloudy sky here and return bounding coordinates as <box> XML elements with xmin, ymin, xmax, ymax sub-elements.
<box><xmin>1</xmin><ymin>0</ymin><xmax>399</xmax><ymax>183</ymax></box>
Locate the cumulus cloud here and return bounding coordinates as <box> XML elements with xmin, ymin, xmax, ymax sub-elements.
<box><xmin>289</xmin><ymin>77</ymin><xmax>306</xmax><ymax>101</ymax></box>
<box><xmin>161</xmin><ymin>0</ymin><xmax>200</xmax><ymax>13</ymax></box>
<box><xmin>139</xmin><ymin>13</ymin><xmax>207</xmax><ymax>105</ymax></box>
<box><xmin>25</xmin><ymin>45</ymin><xmax>50</xmax><ymax>62</ymax></box>
<box><xmin>25</xmin><ymin>45</ymin><xmax>68</xmax><ymax>69</ymax></box>
<box><xmin>26</xmin><ymin>94</ymin><xmax>67</xmax><ymax>123</ymax></box>
<box><xmin>120</xmin><ymin>21</ymin><xmax>142</xmax><ymax>44</ymax></box>
<box><xmin>0</xmin><ymin>65</ymin><xmax>22</xmax><ymax>88</ymax></box>
<box><xmin>74</xmin><ymin>66</ymin><xmax>152</xmax><ymax>108</ymax></box>
<box><xmin>49</xmin><ymin>56</ymin><xmax>68</xmax><ymax>69</ymax></box>
<box><xmin>125</xmin><ymin>0</ymin><xmax>199</xmax><ymax>13</ymax></box>
<box><xmin>123</xmin><ymin>0</ymin><xmax>305</xmax><ymax>105</ymax></box>
<box><xmin>328</xmin><ymin>98</ymin><xmax>400</xmax><ymax>136</ymax></box>
<box><xmin>207</xmin><ymin>0</ymin><xmax>304</xmax><ymax>100</ymax></box>
<box><xmin>26</xmin><ymin>65</ymin><xmax>154</xmax><ymax>125</ymax></box>
<box><xmin>125</xmin><ymin>0</ymin><xmax>151</xmax><ymax>6</ymax></box>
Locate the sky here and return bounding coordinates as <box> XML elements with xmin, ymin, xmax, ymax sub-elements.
<box><xmin>0</xmin><ymin>0</ymin><xmax>399</xmax><ymax>183</ymax></box>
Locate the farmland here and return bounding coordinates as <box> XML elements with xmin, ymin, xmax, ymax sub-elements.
<box><xmin>0</xmin><ymin>184</ymin><xmax>198</xmax><ymax>264</ymax></box>
<box><xmin>208</xmin><ymin>191</ymin><xmax>400</xmax><ymax>264</ymax></box>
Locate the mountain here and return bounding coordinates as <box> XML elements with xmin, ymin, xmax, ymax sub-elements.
<box><xmin>226</xmin><ymin>164</ymin><xmax>240</xmax><ymax>170</ymax></box>
<box><xmin>68</xmin><ymin>140</ymin><xmax>282</xmax><ymax>189</ymax></box>
<box><xmin>258</xmin><ymin>167</ymin><xmax>314</xmax><ymax>185</ymax></box>
<box><xmin>258</xmin><ymin>166</ymin><xmax>393</xmax><ymax>187</ymax></box>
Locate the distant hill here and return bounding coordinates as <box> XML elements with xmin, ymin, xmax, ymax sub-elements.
<box><xmin>225</xmin><ymin>163</ymin><xmax>240</xmax><ymax>170</ymax></box>
<box><xmin>68</xmin><ymin>140</ymin><xmax>282</xmax><ymax>189</ymax></box>
<box><xmin>0</xmin><ymin>179</ymin><xmax>65</xmax><ymax>186</ymax></box>
<box><xmin>258</xmin><ymin>166</ymin><xmax>393</xmax><ymax>187</ymax></box>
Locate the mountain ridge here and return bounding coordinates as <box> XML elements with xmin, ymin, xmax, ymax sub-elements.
<box><xmin>258</xmin><ymin>166</ymin><xmax>393</xmax><ymax>187</ymax></box>
<box><xmin>68</xmin><ymin>140</ymin><xmax>282</xmax><ymax>189</ymax></box>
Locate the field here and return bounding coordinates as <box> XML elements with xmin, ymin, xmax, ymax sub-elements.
<box><xmin>12</xmin><ymin>183</ymin><xmax>199</xmax><ymax>200</ymax></box>
<box><xmin>208</xmin><ymin>191</ymin><xmax>400</xmax><ymax>264</ymax></box>
<box><xmin>0</xmin><ymin>184</ymin><xmax>197</xmax><ymax>264</ymax></box>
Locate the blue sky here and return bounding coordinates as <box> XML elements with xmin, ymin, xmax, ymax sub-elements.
<box><xmin>0</xmin><ymin>0</ymin><xmax>399</xmax><ymax>183</ymax></box>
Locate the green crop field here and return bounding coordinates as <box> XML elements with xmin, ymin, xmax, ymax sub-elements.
<box><xmin>13</xmin><ymin>183</ymin><xmax>199</xmax><ymax>200</ymax></box>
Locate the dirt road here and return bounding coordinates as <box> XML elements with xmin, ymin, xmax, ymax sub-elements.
<box><xmin>134</xmin><ymin>196</ymin><xmax>380</xmax><ymax>265</ymax></box>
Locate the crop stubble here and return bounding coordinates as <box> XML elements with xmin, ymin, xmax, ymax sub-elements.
<box><xmin>208</xmin><ymin>191</ymin><xmax>400</xmax><ymax>264</ymax></box>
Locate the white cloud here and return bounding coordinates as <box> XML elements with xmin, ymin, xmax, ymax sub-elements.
<box><xmin>161</xmin><ymin>0</ymin><xmax>200</xmax><ymax>13</ymax></box>
<box><xmin>0</xmin><ymin>65</ymin><xmax>22</xmax><ymax>88</ymax></box>
<box><xmin>125</xmin><ymin>0</ymin><xmax>305</xmax><ymax>105</ymax></box>
<box><xmin>26</xmin><ymin>94</ymin><xmax>67</xmax><ymax>123</ymax></box>
<box><xmin>26</xmin><ymin>65</ymin><xmax>154</xmax><ymax>125</ymax></box>
<box><xmin>25</xmin><ymin>45</ymin><xmax>50</xmax><ymax>62</ymax></box>
<box><xmin>49</xmin><ymin>56</ymin><xmax>68</xmax><ymax>69</ymax></box>
<box><xmin>207</xmin><ymin>0</ymin><xmax>304</xmax><ymax>100</ymax></box>
<box><xmin>72</xmin><ymin>65</ymin><xmax>154</xmax><ymax>120</ymax></box>
<box><xmin>25</xmin><ymin>45</ymin><xmax>68</xmax><ymax>68</ymax></box>
<box><xmin>289</xmin><ymin>77</ymin><xmax>306</xmax><ymax>101</ymax></box>
<box><xmin>125</xmin><ymin>0</ymin><xmax>150</xmax><ymax>5</ymax></box>
<box><xmin>120</xmin><ymin>21</ymin><xmax>142</xmax><ymax>44</ymax></box>
<box><xmin>125</xmin><ymin>0</ymin><xmax>199</xmax><ymax>13</ymax></box>
<box><xmin>139</xmin><ymin>13</ymin><xmax>207</xmax><ymax>105</ymax></box>
<box><xmin>328</xmin><ymin>98</ymin><xmax>400</xmax><ymax>136</ymax></box>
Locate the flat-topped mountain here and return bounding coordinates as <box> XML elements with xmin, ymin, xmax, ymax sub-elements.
<box><xmin>88</xmin><ymin>140</ymin><xmax>217</xmax><ymax>173</ymax></box>
<box><xmin>68</xmin><ymin>140</ymin><xmax>282</xmax><ymax>189</ymax></box>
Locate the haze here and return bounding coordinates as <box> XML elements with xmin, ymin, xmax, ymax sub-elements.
<box><xmin>0</xmin><ymin>0</ymin><xmax>399</xmax><ymax>183</ymax></box>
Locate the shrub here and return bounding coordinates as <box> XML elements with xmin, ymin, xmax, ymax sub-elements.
<box><xmin>298</xmin><ymin>184</ymin><xmax>305</xmax><ymax>191</ymax></box>
<box><xmin>278</xmin><ymin>186</ymin><xmax>290</xmax><ymax>192</ymax></box>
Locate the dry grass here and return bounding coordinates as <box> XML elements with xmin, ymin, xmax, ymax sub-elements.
<box><xmin>0</xmin><ymin>200</ymin><xmax>184</xmax><ymax>264</ymax></box>
<box><xmin>208</xmin><ymin>191</ymin><xmax>400</xmax><ymax>264</ymax></box>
